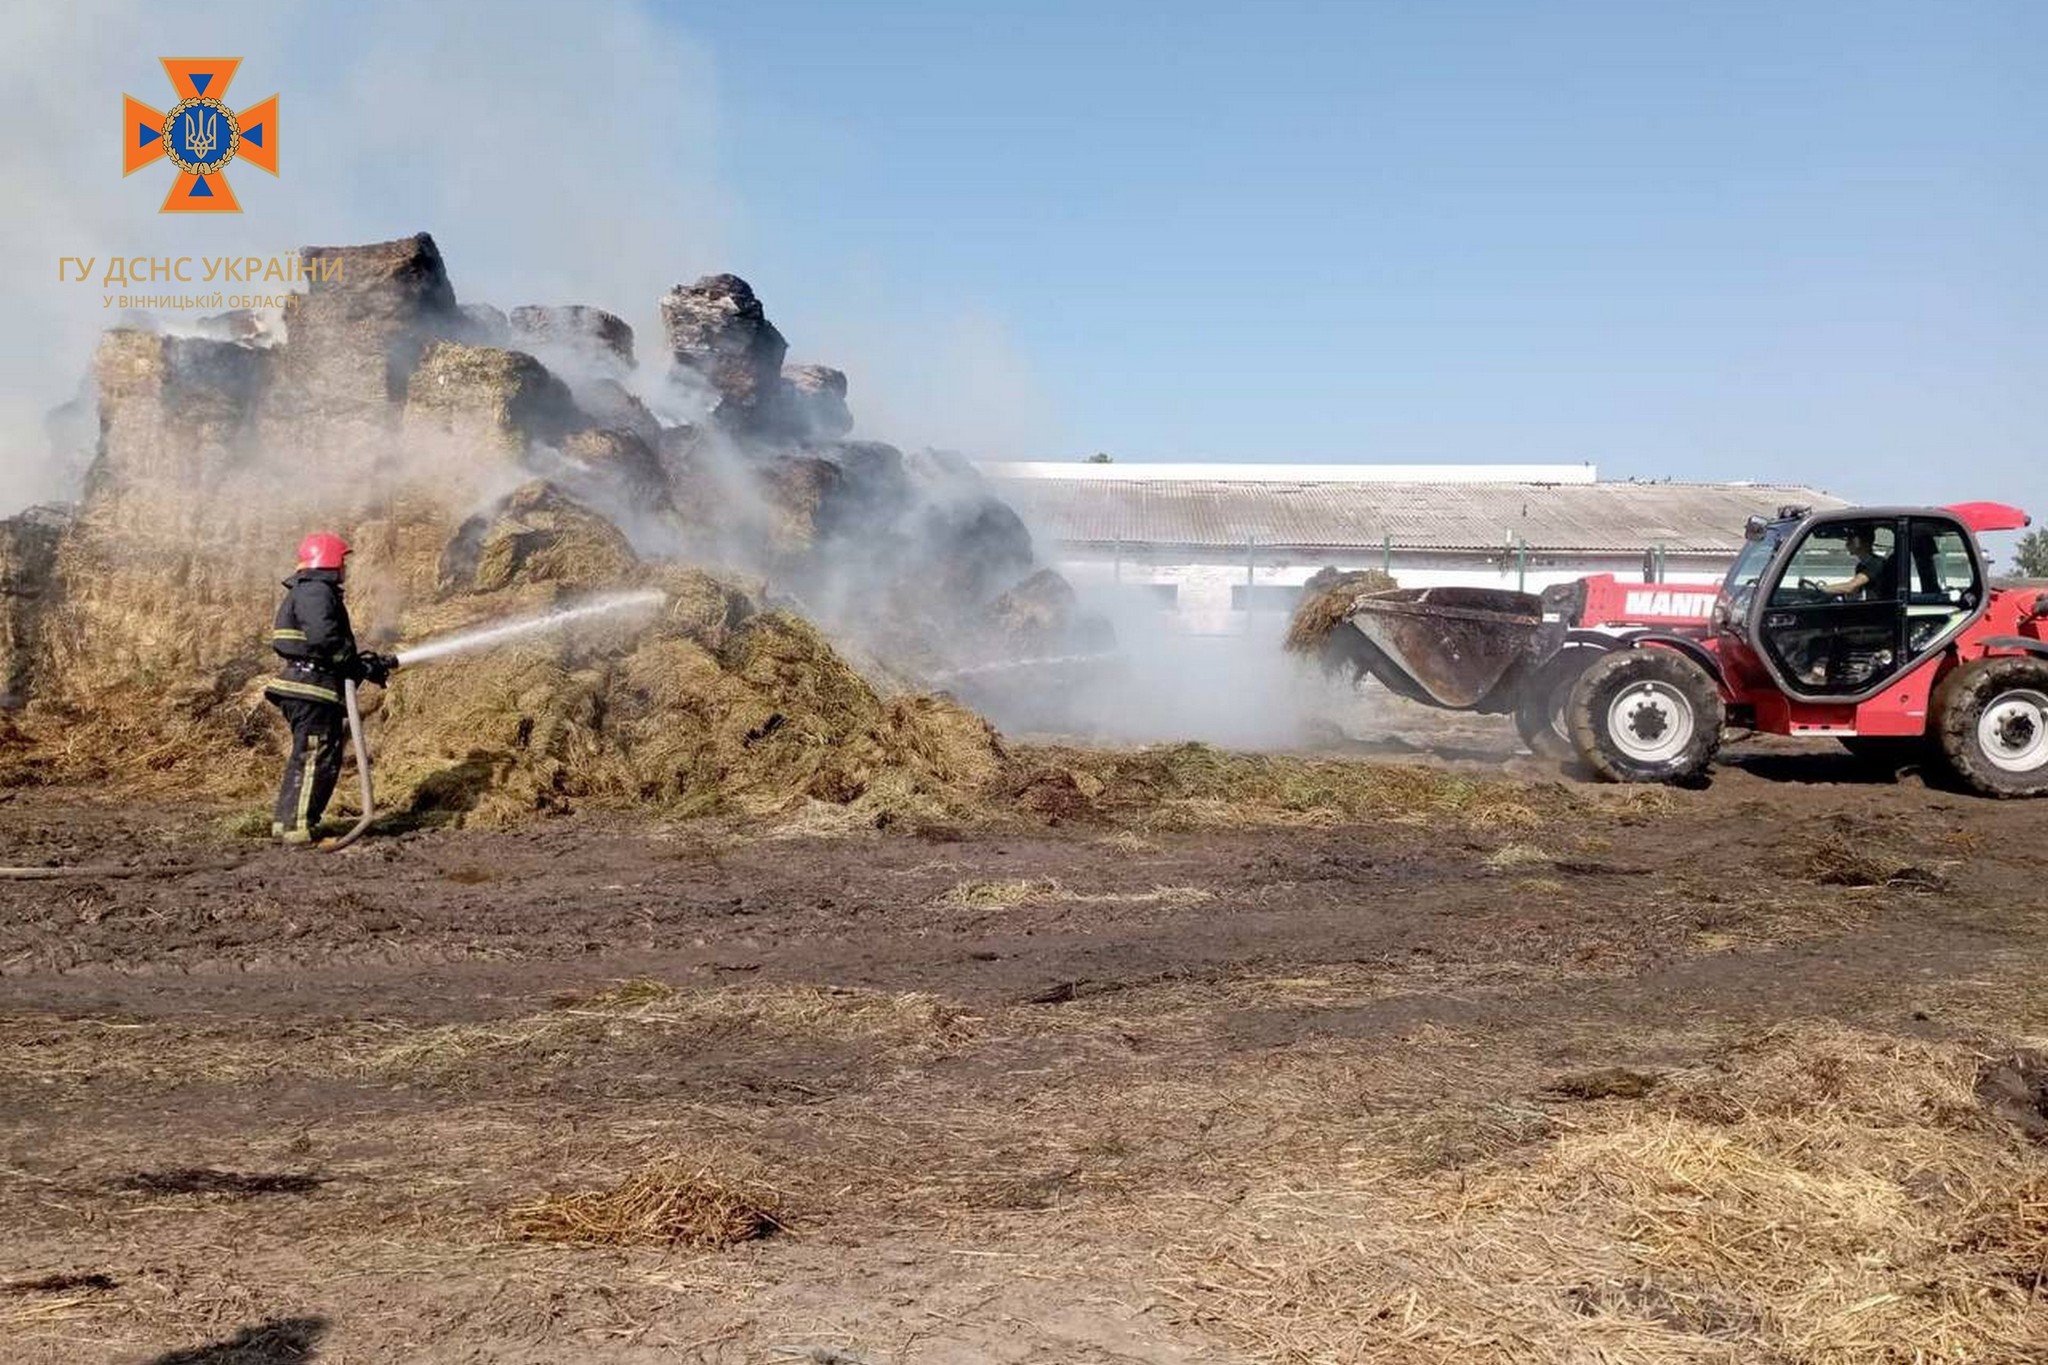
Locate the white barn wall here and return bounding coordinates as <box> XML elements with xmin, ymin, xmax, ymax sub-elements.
<box><xmin>1054</xmin><ymin>548</ymin><xmax>1727</xmax><ymax>636</ymax></box>
<box><xmin>983</xmin><ymin>462</ymin><xmax>1838</xmax><ymax>637</ymax></box>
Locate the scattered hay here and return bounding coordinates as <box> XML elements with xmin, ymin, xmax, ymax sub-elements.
<box><xmin>1162</xmin><ymin>1023</ymin><xmax>2048</xmax><ymax>1365</ymax></box>
<box><xmin>213</xmin><ymin>808</ymin><xmax>274</xmax><ymax>840</ymax></box>
<box><xmin>1793</xmin><ymin>832</ymin><xmax>1947</xmax><ymax>890</ymax></box>
<box><xmin>1484</xmin><ymin>842</ymin><xmax>1553</xmax><ymax>870</ymax></box>
<box><xmin>1544</xmin><ymin>1067</ymin><xmax>1661</xmax><ymax>1101</ymax></box>
<box><xmin>0</xmin><ymin>1016</ymin><xmax>287</xmax><ymax>1088</ymax></box>
<box><xmin>939</xmin><ymin>877</ymin><xmax>1062</xmax><ymax>909</ymax></box>
<box><xmin>1283</xmin><ymin>567</ymin><xmax>1398</xmax><ymax>656</ymax></box>
<box><xmin>507</xmin><ymin>1158</ymin><xmax>785</xmax><ymax>1248</ymax></box>
<box><xmin>351</xmin><ymin>983</ymin><xmax>971</xmax><ymax>1080</ymax></box>
<box><xmin>936</xmin><ymin>878</ymin><xmax>1214</xmax><ymax>911</ymax></box>
<box><xmin>1004</xmin><ymin>742</ymin><xmax>1556</xmax><ymax>831</ymax></box>
<box><xmin>557</xmin><ymin>977</ymin><xmax>678</xmax><ymax>1010</ymax></box>
<box><xmin>1949</xmin><ymin>1173</ymin><xmax>2048</xmax><ymax>1290</ymax></box>
<box><xmin>368</xmin><ymin>574</ymin><xmax>1006</xmax><ymax>829</ymax></box>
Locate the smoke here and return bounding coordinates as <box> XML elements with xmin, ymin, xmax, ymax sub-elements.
<box><xmin>1060</xmin><ymin>608</ymin><xmax>1322</xmax><ymax>749</ymax></box>
<box><xmin>0</xmin><ymin>0</ymin><xmax>736</xmax><ymax>513</ymax></box>
<box><xmin>792</xmin><ymin>302</ymin><xmax>1065</xmax><ymax>463</ymax></box>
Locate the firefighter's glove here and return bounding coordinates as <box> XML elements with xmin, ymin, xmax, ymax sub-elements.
<box><xmin>357</xmin><ymin>650</ymin><xmax>398</xmax><ymax>686</ymax></box>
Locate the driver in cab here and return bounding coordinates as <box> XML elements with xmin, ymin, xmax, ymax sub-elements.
<box><xmin>1815</xmin><ymin>527</ymin><xmax>1889</xmax><ymax>600</ymax></box>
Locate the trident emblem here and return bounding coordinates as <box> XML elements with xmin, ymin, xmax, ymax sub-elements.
<box><xmin>183</xmin><ymin>107</ymin><xmax>218</xmax><ymax>163</ymax></box>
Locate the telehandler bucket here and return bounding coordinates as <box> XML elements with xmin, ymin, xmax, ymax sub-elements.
<box><xmin>1327</xmin><ymin>587</ymin><xmax>1558</xmax><ymax>712</ymax></box>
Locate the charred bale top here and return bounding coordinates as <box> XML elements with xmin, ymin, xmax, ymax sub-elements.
<box><xmin>659</xmin><ymin>273</ymin><xmax>789</xmax><ymax>432</ymax></box>
<box><xmin>512</xmin><ymin>305</ymin><xmax>636</xmax><ymax>367</ymax></box>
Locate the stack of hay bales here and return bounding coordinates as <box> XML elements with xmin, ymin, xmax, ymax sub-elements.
<box><xmin>0</xmin><ymin>233</ymin><xmax>1034</xmax><ymax>823</ymax></box>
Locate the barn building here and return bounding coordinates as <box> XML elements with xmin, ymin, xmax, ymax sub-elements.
<box><xmin>983</xmin><ymin>462</ymin><xmax>1844</xmax><ymax>636</ymax></box>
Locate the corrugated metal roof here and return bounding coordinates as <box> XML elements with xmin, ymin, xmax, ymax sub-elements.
<box><xmin>991</xmin><ymin>478</ymin><xmax>1846</xmax><ymax>554</ymax></box>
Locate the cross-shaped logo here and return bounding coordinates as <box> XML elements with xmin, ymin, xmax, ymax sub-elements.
<box><xmin>124</xmin><ymin>59</ymin><xmax>277</xmax><ymax>213</ymax></box>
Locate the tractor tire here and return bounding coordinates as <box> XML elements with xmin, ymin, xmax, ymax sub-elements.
<box><xmin>1567</xmin><ymin>648</ymin><xmax>1725</xmax><ymax>785</ymax></box>
<box><xmin>1932</xmin><ymin>657</ymin><xmax>2048</xmax><ymax>798</ymax></box>
<box><xmin>1514</xmin><ymin>648</ymin><xmax>1598</xmax><ymax>760</ymax></box>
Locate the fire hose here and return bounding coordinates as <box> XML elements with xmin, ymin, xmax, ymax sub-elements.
<box><xmin>327</xmin><ymin>676</ymin><xmax>377</xmax><ymax>852</ymax></box>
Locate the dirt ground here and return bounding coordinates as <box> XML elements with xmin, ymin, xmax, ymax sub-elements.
<box><xmin>2</xmin><ymin>730</ymin><xmax>2046</xmax><ymax>1364</ymax></box>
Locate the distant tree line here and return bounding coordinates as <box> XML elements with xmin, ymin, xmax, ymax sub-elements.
<box><xmin>2014</xmin><ymin>529</ymin><xmax>2048</xmax><ymax>579</ymax></box>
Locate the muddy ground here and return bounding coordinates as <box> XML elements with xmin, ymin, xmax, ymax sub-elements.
<box><xmin>2</xmin><ymin>734</ymin><xmax>2045</xmax><ymax>1364</ymax></box>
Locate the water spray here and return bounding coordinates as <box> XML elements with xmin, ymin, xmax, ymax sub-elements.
<box><xmin>392</xmin><ymin>590</ymin><xmax>667</xmax><ymax>666</ymax></box>
<box><xmin>325</xmin><ymin>589</ymin><xmax>667</xmax><ymax>852</ymax></box>
<box><xmin>928</xmin><ymin>651</ymin><xmax>1122</xmax><ymax>683</ymax></box>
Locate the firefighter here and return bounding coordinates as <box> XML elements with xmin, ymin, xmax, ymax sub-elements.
<box><xmin>264</xmin><ymin>532</ymin><xmax>398</xmax><ymax>844</ymax></box>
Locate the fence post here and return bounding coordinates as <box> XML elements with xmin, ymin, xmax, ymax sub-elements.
<box><xmin>1245</xmin><ymin>535</ymin><xmax>1257</xmax><ymax>620</ymax></box>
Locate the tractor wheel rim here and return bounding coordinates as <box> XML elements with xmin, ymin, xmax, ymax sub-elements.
<box><xmin>1607</xmin><ymin>680</ymin><xmax>1695</xmax><ymax>764</ymax></box>
<box><xmin>1978</xmin><ymin>688</ymin><xmax>2048</xmax><ymax>774</ymax></box>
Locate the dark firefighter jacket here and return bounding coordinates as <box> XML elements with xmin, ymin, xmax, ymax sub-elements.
<box><xmin>265</xmin><ymin>569</ymin><xmax>362</xmax><ymax>707</ymax></box>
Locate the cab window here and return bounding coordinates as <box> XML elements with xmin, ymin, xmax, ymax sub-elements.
<box><xmin>1903</xmin><ymin>521</ymin><xmax>1981</xmax><ymax>655</ymax></box>
<box><xmin>1769</xmin><ymin>521</ymin><xmax>1897</xmax><ymax>605</ymax></box>
<box><xmin>1722</xmin><ymin>527</ymin><xmax>1782</xmax><ymax>613</ymax></box>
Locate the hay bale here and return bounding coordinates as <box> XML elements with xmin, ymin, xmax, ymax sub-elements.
<box><xmin>1284</xmin><ymin>566</ymin><xmax>1399</xmax><ymax>655</ymax></box>
<box><xmin>758</xmin><ymin>455</ymin><xmax>842</xmax><ymax>555</ymax></box>
<box><xmin>438</xmin><ymin>482</ymin><xmax>636</xmax><ymax>594</ymax></box>
<box><xmin>575</xmin><ymin>378</ymin><xmax>661</xmax><ymax>442</ymax></box>
<box><xmin>650</xmin><ymin>566</ymin><xmax>759</xmax><ymax>651</ymax></box>
<box><xmin>558</xmin><ymin>428</ymin><xmax>670</xmax><ymax>512</ymax></box>
<box><xmin>273</xmin><ymin>233</ymin><xmax>459</xmax><ymax>413</ymax></box>
<box><xmin>0</xmin><ymin>506</ymin><xmax>69</xmax><ymax>709</ymax></box>
<box><xmin>659</xmin><ymin>273</ymin><xmax>788</xmax><ymax>433</ymax></box>
<box><xmin>985</xmin><ymin>567</ymin><xmax>1082</xmax><ymax>654</ymax></box>
<box><xmin>779</xmin><ymin>363</ymin><xmax>853</xmax><ymax>440</ymax></box>
<box><xmin>403</xmin><ymin>341</ymin><xmax>583</xmax><ymax>456</ymax></box>
<box><xmin>509</xmin><ymin>304</ymin><xmax>635</xmax><ymax>367</ymax></box>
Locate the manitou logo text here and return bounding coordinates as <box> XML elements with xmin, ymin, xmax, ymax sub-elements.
<box><xmin>1624</xmin><ymin>590</ymin><xmax>1717</xmax><ymax>620</ymax></box>
<box><xmin>123</xmin><ymin>59</ymin><xmax>278</xmax><ymax>213</ymax></box>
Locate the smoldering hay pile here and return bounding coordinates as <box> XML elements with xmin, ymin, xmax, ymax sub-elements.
<box><xmin>0</xmin><ymin>233</ymin><xmax>1097</xmax><ymax>825</ymax></box>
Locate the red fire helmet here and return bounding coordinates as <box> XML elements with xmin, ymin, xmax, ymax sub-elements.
<box><xmin>296</xmin><ymin>532</ymin><xmax>350</xmax><ymax>571</ymax></box>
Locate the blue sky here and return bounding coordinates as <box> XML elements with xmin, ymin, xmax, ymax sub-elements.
<box><xmin>674</xmin><ymin>0</ymin><xmax>2044</xmax><ymax>517</ymax></box>
<box><xmin>3</xmin><ymin>0</ymin><xmax>2041</xmax><ymax>534</ymax></box>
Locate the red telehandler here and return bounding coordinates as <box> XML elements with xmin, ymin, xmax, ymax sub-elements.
<box><xmin>1306</xmin><ymin>502</ymin><xmax>2048</xmax><ymax>796</ymax></box>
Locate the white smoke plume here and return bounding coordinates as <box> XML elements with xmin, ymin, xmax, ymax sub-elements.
<box><xmin>0</xmin><ymin>0</ymin><xmax>726</xmax><ymax>509</ymax></box>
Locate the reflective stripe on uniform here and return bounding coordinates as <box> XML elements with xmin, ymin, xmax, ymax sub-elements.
<box><xmin>271</xmin><ymin>628</ymin><xmax>307</xmax><ymax>642</ymax></box>
<box><xmin>265</xmin><ymin>678</ymin><xmax>342</xmax><ymax>704</ymax></box>
<box><xmin>295</xmin><ymin>732</ymin><xmax>319</xmax><ymax>831</ymax></box>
